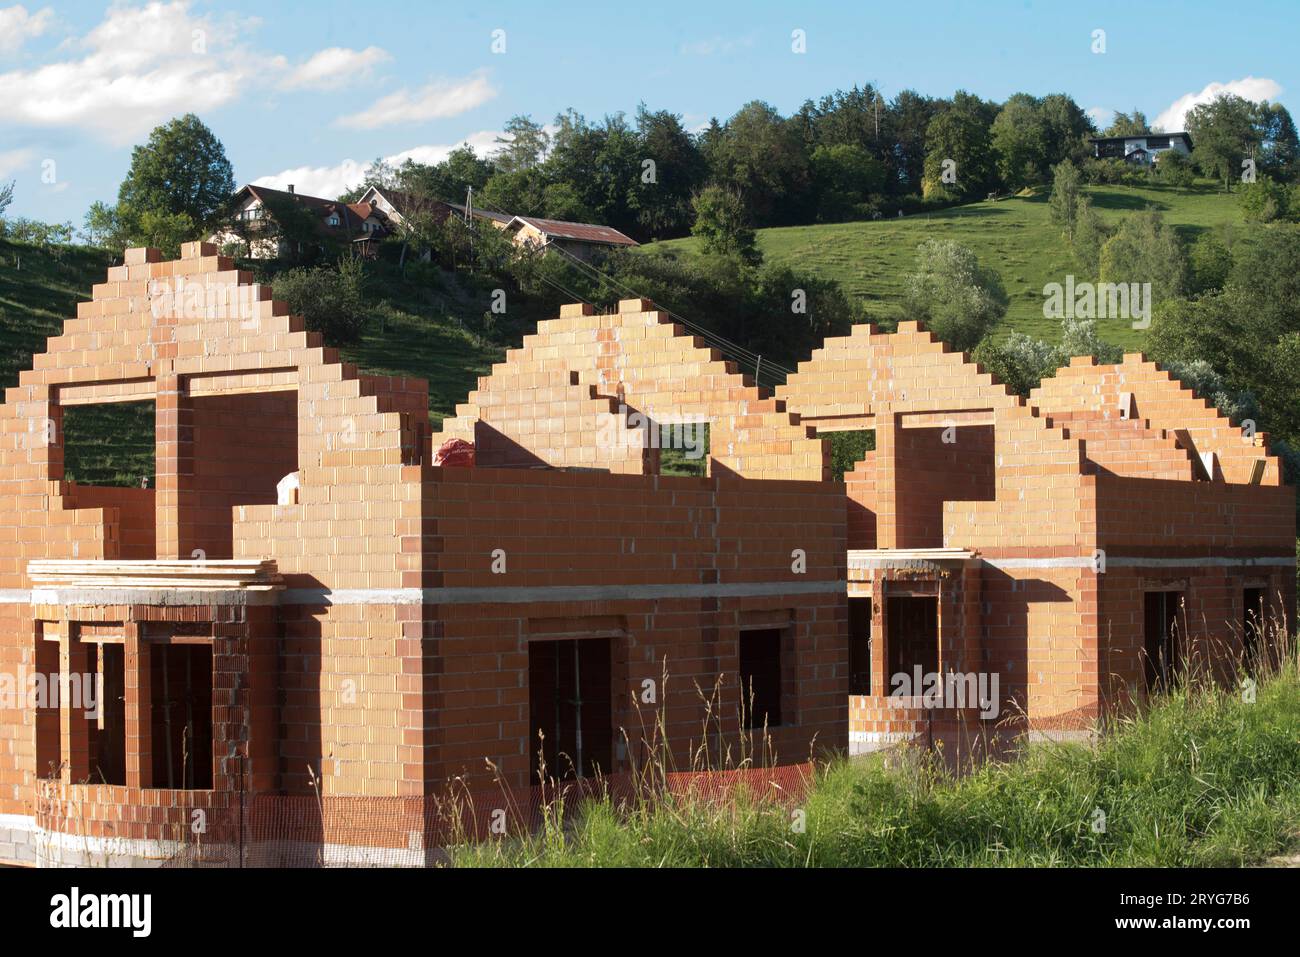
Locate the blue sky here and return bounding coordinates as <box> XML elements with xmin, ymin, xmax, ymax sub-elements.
<box><xmin>1</xmin><ymin>0</ymin><xmax>1296</xmax><ymax>223</ymax></box>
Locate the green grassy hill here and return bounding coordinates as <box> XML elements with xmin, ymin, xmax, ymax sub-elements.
<box><xmin>0</xmin><ymin>181</ymin><xmax>1246</xmax><ymax>482</ymax></box>
<box><xmin>641</xmin><ymin>181</ymin><xmax>1246</xmax><ymax>351</ymax></box>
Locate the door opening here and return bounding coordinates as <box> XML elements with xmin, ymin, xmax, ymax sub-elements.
<box><xmin>528</xmin><ymin>638</ymin><xmax>613</xmax><ymax>781</ymax></box>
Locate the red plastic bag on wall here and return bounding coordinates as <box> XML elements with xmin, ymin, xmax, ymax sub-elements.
<box><xmin>433</xmin><ymin>437</ymin><xmax>475</xmax><ymax>468</ymax></box>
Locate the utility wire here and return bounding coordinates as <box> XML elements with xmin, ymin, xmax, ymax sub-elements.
<box><xmin>543</xmin><ymin>241</ymin><xmax>793</xmax><ymax>389</ymax></box>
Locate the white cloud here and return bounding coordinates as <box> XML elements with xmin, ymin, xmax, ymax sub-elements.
<box><xmin>1086</xmin><ymin>106</ymin><xmax>1113</xmax><ymax>130</ymax></box>
<box><xmin>678</xmin><ymin>34</ymin><xmax>755</xmax><ymax>56</ymax></box>
<box><xmin>280</xmin><ymin>45</ymin><xmax>390</xmax><ymax>91</ymax></box>
<box><xmin>0</xmin><ymin>3</ymin><xmax>402</xmax><ymax>144</ymax></box>
<box><xmin>0</xmin><ymin>147</ymin><xmax>38</xmax><ymax>179</ymax></box>
<box><xmin>251</xmin><ymin>130</ymin><xmax>501</xmax><ymax>199</ymax></box>
<box><xmin>1154</xmin><ymin>76</ymin><xmax>1284</xmax><ymax>132</ymax></box>
<box><xmin>0</xmin><ymin>1</ymin><xmax>267</xmax><ymax>144</ymax></box>
<box><xmin>336</xmin><ymin>71</ymin><xmax>497</xmax><ymax>130</ymax></box>
<box><xmin>0</xmin><ymin>4</ymin><xmax>54</xmax><ymax>54</ymax></box>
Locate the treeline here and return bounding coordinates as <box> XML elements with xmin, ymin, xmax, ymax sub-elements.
<box><xmin>342</xmin><ymin>89</ymin><xmax>1300</xmax><ymax>245</ymax></box>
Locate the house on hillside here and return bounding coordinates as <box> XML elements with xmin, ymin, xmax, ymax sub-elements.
<box><xmin>1089</xmin><ymin>131</ymin><xmax>1193</xmax><ymax>165</ymax></box>
<box><xmin>209</xmin><ymin>184</ymin><xmax>389</xmax><ymax>259</ymax></box>
<box><xmin>359</xmin><ymin>185</ymin><xmax>639</xmax><ymax>262</ymax></box>
<box><xmin>357</xmin><ymin>185</ymin><xmax>513</xmax><ymax>231</ymax></box>
<box><xmin>504</xmin><ymin>215</ymin><xmax>639</xmax><ymax>262</ymax></box>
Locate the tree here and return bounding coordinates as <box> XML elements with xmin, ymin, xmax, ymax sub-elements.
<box><xmin>901</xmin><ymin>240</ymin><xmax>1008</xmax><ymax>350</ymax></box>
<box><xmin>703</xmin><ymin>100</ymin><xmax>811</xmax><ymax>226</ymax></box>
<box><xmin>922</xmin><ymin>93</ymin><xmax>996</xmax><ymax>200</ymax></box>
<box><xmin>397</xmin><ymin>146</ymin><xmax>493</xmax><ymax>204</ymax></box>
<box><xmin>117</xmin><ymin>114</ymin><xmax>235</xmax><ymax>227</ymax></box>
<box><xmin>1147</xmin><ymin>229</ymin><xmax>1300</xmax><ymax>452</ymax></box>
<box><xmin>0</xmin><ymin>180</ymin><xmax>12</xmax><ymax>221</ymax></box>
<box><xmin>1104</xmin><ymin>110</ymin><xmax>1151</xmax><ymax>137</ymax></box>
<box><xmin>478</xmin><ymin>166</ymin><xmax>547</xmax><ymax>218</ymax></box>
<box><xmin>1048</xmin><ymin>159</ymin><xmax>1083</xmax><ymax>241</ymax></box>
<box><xmin>690</xmin><ymin>185</ymin><xmax>760</xmax><ymax>264</ymax></box>
<box><xmin>972</xmin><ymin>316</ymin><xmax>1121</xmax><ymax>396</ymax></box>
<box><xmin>1099</xmin><ymin>209</ymin><xmax>1188</xmax><ymax>306</ymax></box>
<box><xmin>1185</xmin><ymin>94</ymin><xmax>1263</xmax><ymax>189</ymax></box>
<box><xmin>991</xmin><ymin>94</ymin><xmax>1048</xmax><ymax>188</ymax></box>
<box><xmin>1155</xmin><ymin>150</ymin><xmax>1195</xmax><ymax>187</ymax></box>
<box><xmin>338</xmin><ymin>156</ymin><xmax>398</xmax><ymax>201</ymax></box>
<box><xmin>270</xmin><ymin>257</ymin><xmax>370</xmax><ymax>343</ymax></box>
<box><xmin>493</xmin><ymin>115</ymin><xmax>550</xmax><ymax>173</ymax></box>
<box><xmin>132</xmin><ymin>209</ymin><xmax>198</xmax><ymax>259</ymax></box>
<box><xmin>545</xmin><ymin>110</ymin><xmax>642</xmax><ymax>235</ymax></box>
<box><xmin>889</xmin><ymin>90</ymin><xmax>941</xmax><ymax>194</ymax></box>
<box><xmin>1038</xmin><ymin>94</ymin><xmax>1095</xmax><ymax>169</ymax></box>
<box><xmin>629</xmin><ymin>104</ymin><xmax>706</xmax><ymax>238</ymax></box>
<box><xmin>972</xmin><ymin>332</ymin><xmax>1064</xmax><ymax>395</ymax></box>
<box><xmin>810</xmin><ymin>143</ymin><xmax>885</xmax><ymax>221</ymax></box>
<box><xmin>1071</xmin><ymin>197</ymin><xmax>1113</xmax><ymax>275</ymax></box>
<box><xmin>1188</xmin><ymin>233</ymin><xmax>1233</xmax><ymax>295</ymax></box>
<box><xmin>541</xmin><ymin>181</ymin><xmax>592</xmax><ymax>222</ymax></box>
<box><xmin>81</xmin><ymin>201</ymin><xmax>128</xmax><ymax>249</ymax></box>
<box><xmin>1258</xmin><ymin>101</ymin><xmax>1300</xmax><ymax>181</ymax></box>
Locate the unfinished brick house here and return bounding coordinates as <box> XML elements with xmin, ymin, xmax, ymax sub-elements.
<box><xmin>0</xmin><ymin>243</ymin><xmax>1290</xmax><ymax>866</ymax></box>
<box><xmin>776</xmin><ymin>323</ymin><xmax>1294</xmax><ymax>753</ymax></box>
<box><xmin>0</xmin><ymin>244</ymin><xmax>845</xmax><ymax>865</ymax></box>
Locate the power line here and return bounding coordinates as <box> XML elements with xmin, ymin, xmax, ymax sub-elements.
<box><xmin>542</xmin><ymin>242</ymin><xmax>794</xmax><ymax>388</ymax></box>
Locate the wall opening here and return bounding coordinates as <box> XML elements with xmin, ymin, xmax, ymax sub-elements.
<box><xmin>149</xmin><ymin>644</ymin><xmax>214</xmax><ymax>789</ymax></box>
<box><xmin>831</xmin><ymin>430</ymin><xmax>875</xmax><ymax>481</ymax></box>
<box><xmin>848</xmin><ymin>598</ymin><xmax>873</xmax><ymax>694</ymax></box>
<box><xmin>738</xmin><ymin>628</ymin><xmax>784</xmax><ymax>728</ymax></box>
<box><xmin>659</xmin><ymin>422</ymin><xmax>710</xmax><ymax>477</ymax></box>
<box><xmin>62</xmin><ymin>400</ymin><xmax>156</xmax><ymax>488</ymax></box>
<box><xmin>61</xmin><ymin>401</ymin><xmax>157</xmax><ymax>558</ymax></box>
<box><xmin>894</xmin><ymin>423</ymin><xmax>996</xmax><ymax>548</ymax></box>
<box><xmin>188</xmin><ymin>390</ymin><xmax>298</xmax><ymax>558</ymax></box>
<box><xmin>1242</xmin><ymin>587</ymin><xmax>1265</xmax><ymax>672</ymax></box>
<box><xmin>886</xmin><ymin>596</ymin><xmax>939</xmax><ymax>681</ymax></box>
<box><xmin>34</xmin><ymin>625</ymin><xmax>60</xmax><ymax>779</ymax></box>
<box><xmin>528</xmin><ymin>637</ymin><xmax>613</xmax><ymax>780</ymax></box>
<box><xmin>1143</xmin><ymin>591</ymin><xmax>1183</xmax><ymax>693</ymax></box>
<box><xmin>85</xmin><ymin>641</ymin><xmax>126</xmax><ymax>786</ymax></box>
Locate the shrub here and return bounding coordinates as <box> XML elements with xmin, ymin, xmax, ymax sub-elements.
<box><xmin>270</xmin><ymin>257</ymin><xmax>370</xmax><ymax>343</ymax></box>
<box><xmin>1069</xmin><ymin>197</ymin><xmax>1113</xmax><ymax>276</ymax></box>
<box><xmin>1188</xmin><ymin>233</ymin><xmax>1234</xmax><ymax>295</ymax></box>
<box><xmin>690</xmin><ymin>185</ymin><xmax>760</xmax><ymax>264</ymax></box>
<box><xmin>1240</xmin><ymin>176</ymin><xmax>1290</xmax><ymax>222</ymax></box>
<box><xmin>1099</xmin><ymin>208</ymin><xmax>1188</xmax><ymax>305</ymax></box>
<box><xmin>1155</xmin><ymin>150</ymin><xmax>1196</xmax><ymax>187</ymax></box>
<box><xmin>900</xmin><ymin>240</ymin><xmax>1009</xmax><ymax>351</ymax></box>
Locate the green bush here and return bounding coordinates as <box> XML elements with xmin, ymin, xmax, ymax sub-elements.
<box><xmin>900</xmin><ymin>239</ymin><xmax>1009</xmax><ymax>351</ymax></box>
<box><xmin>1240</xmin><ymin>176</ymin><xmax>1290</xmax><ymax>223</ymax></box>
<box><xmin>269</xmin><ymin>257</ymin><xmax>370</xmax><ymax>344</ymax></box>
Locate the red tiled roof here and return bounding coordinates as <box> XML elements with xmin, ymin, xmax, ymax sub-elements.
<box><xmin>238</xmin><ymin>185</ymin><xmax>374</xmax><ymax>240</ymax></box>
<box><xmin>510</xmin><ymin>216</ymin><xmax>638</xmax><ymax>246</ymax></box>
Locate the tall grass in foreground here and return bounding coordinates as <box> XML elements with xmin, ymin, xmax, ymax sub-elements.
<box><xmin>451</xmin><ymin>645</ymin><xmax>1300</xmax><ymax>868</ymax></box>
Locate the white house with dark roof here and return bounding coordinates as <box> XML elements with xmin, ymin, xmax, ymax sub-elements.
<box><xmin>1089</xmin><ymin>132</ymin><xmax>1193</xmax><ymax>166</ymax></box>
